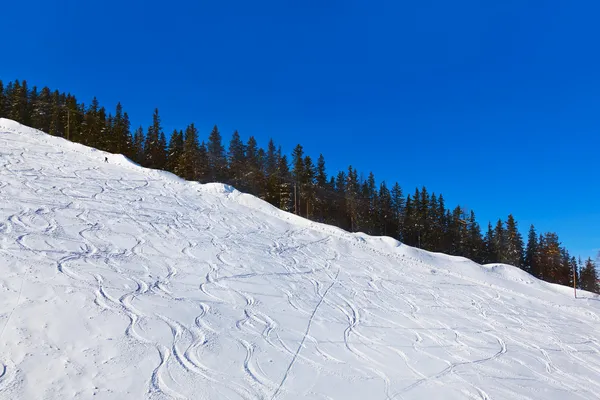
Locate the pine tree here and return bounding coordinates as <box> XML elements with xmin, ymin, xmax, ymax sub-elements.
<box><xmin>27</xmin><ymin>86</ymin><xmax>38</xmax><ymax>127</ymax></box>
<box><xmin>278</xmin><ymin>154</ymin><xmax>293</xmax><ymax>212</ymax></box>
<box><xmin>504</xmin><ymin>214</ymin><xmax>524</xmax><ymax>268</ymax></box>
<box><xmin>31</xmin><ymin>86</ymin><xmax>52</xmax><ymax>132</ymax></box>
<box><xmin>493</xmin><ymin>219</ymin><xmax>506</xmax><ymax>263</ymax></box>
<box><xmin>580</xmin><ymin>258</ymin><xmax>599</xmax><ymax>294</ymax></box>
<box><xmin>265</xmin><ymin>139</ymin><xmax>278</xmax><ymax>178</ymax></box>
<box><xmin>264</xmin><ymin>142</ymin><xmax>281</xmax><ymax>207</ymax></box>
<box><xmin>291</xmin><ymin>145</ymin><xmax>305</xmax><ymax>214</ymax></box>
<box><xmin>177</xmin><ymin>124</ymin><xmax>201</xmax><ymax>180</ymax></box>
<box><xmin>228</xmin><ymin>130</ymin><xmax>246</xmax><ymax>189</ymax></box>
<box><xmin>466</xmin><ymin>210</ymin><xmax>484</xmax><ymax>263</ymax></box>
<box><xmin>7</xmin><ymin>80</ymin><xmax>27</xmax><ymax>123</ymax></box>
<box><xmin>0</xmin><ymin>80</ymin><xmax>4</xmax><ymax>118</ymax></box>
<box><xmin>402</xmin><ymin>195</ymin><xmax>416</xmax><ymax>246</ymax></box>
<box><xmin>207</xmin><ymin>125</ymin><xmax>227</xmax><ymax>182</ymax></box>
<box><xmin>390</xmin><ymin>183</ymin><xmax>404</xmax><ymax>240</ymax></box>
<box><xmin>196</xmin><ymin>141</ymin><xmax>210</xmax><ymax>183</ymax></box>
<box><xmin>302</xmin><ymin>155</ymin><xmax>316</xmax><ymax>217</ymax></box>
<box><xmin>245</xmin><ymin>136</ymin><xmax>264</xmax><ymax>195</ymax></box>
<box><xmin>538</xmin><ymin>232</ymin><xmax>562</xmax><ymax>283</ymax></box>
<box><xmin>483</xmin><ymin>222</ymin><xmax>496</xmax><ymax>263</ymax></box>
<box><xmin>377</xmin><ymin>181</ymin><xmax>394</xmax><ymax>236</ymax></box>
<box><xmin>112</xmin><ymin>103</ymin><xmax>132</xmax><ymax>155</ymax></box>
<box><xmin>570</xmin><ymin>256</ymin><xmax>579</xmax><ymax>290</ymax></box>
<box><xmin>333</xmin><ymin>171</ymin><xmax>349</xmax><ymax>230</ymax></box>
<box><xmin>144</xmin><ymin>109</ymin><xmax>167</xmax><ymax>170</ymax></box>
<box><xmin>525</xmin><ymin>225</ymin><xmax>538</xmax><ymax>276</ymax></box>
<box><xmin>346</xmin><ymin>166</ymin><xmax>360</xmax><ymax>231</ymax></box>
<box><xmin>166</xmin><ymin>129</ymin><xmax>184</xmax><ymax>174</ymax></box>
<box><xmin>132</xmin><ymin>126</ymin><xmax>145</xmax><ymax>164</ymax></box>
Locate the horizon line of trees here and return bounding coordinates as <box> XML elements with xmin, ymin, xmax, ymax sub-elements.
<box><xmin>1</xmin><ymin>78</ymin><xmax>598</xmax><ymax>294</ymax></box>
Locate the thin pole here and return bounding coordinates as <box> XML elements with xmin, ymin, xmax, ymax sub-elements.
<box><xmin>294</xmin><ymin>183</ymin><xmax>297</xmax><ymax>215</ymax></box>
<box><xmin>573</xmin><ymin>263</ymin><xmax>577</xmax><ymax>298</ymax></box>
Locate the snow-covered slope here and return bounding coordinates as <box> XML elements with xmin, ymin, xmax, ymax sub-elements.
<box><xmin>0</xmin><ymin>118</ymin><xmax>599</xmax><ymax>400</ymax></box>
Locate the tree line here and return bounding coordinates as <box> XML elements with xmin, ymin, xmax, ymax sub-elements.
<box><xmin>1</xmin><ymin>79</ymin><xmax>598</xmax><ymax>293</ymax></box>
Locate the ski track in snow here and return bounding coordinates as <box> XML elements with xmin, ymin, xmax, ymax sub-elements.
<box><xmin>0</xmin><ymin>119</ymin><xmax>599</xmax><ymax>399</ymax></box>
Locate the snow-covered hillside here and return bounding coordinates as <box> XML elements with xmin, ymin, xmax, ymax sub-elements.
<box><xmin>0</xmin><ymin>118</ymin><xmax>599</xmax><ymax>400</ymax></box>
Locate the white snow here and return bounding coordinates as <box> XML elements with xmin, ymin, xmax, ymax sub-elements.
<box><xmin>0</xmin><ymin>117</ymin><xmax>599</xmax><ymax>400</ymax></box>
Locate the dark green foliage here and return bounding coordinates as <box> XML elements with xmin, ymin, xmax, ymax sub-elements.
<box><xmin>580</xmin><ymin>257</ymin><xmax>599</xmax><ymax>294</ymax></box>
<box><xmin>228</xmin><ymin>130</ymin><xmax>246</xmax><ymax>188</ymax></box>
<box><xmin>132</xmin><ymin>126</ymin><xmax>145</xmax><ymax>164</ymax></box>
<box><xmin>0</xmin><ymin>80</ymin><xmax>5</xmax><ymax>117</ymax></box>
<box><xmin>166</xmin><ymin>129</ymin><xmax>184</xmax><ymax>174</ymax></box>
<box><xmin>177</xmin><ymin>124</ymin><xmax>201</xmax><ymax>181</ymax></box>
<box><xmin>207</xmin><ymin>125</ymin><xmax>227</xmax><ymax>182</ymax></box>
<box><xmin>505</xmin><ymin>214</ymin><xmax>524</xmax><ymax>268</ymax></box>
<box><xmin>144</xmin><ymin>109</ymin><xmax>167</xmax><ymax>170</ymax></box>
<box><xmin>524</xmin><ymin>225</ymin><xmax>538</xmax><ymax>276</ymax></box>
<box><xmin>112</xmin><ymin>103</ymin><xmax>132</xmax><ymax>156</ymax></box>
<box><xmin>0</xmin><ymin>78</ymin><xmax>586</xmax><ymax>293</ymax></box>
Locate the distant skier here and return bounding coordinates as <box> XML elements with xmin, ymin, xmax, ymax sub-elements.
<box><xmin>104</xmin><ymin>157</ymin><xmax>108</xmax><ymax>163</ymax></box>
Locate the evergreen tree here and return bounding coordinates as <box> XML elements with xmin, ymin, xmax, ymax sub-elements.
<box><xmin>538</xmin><ymin>233</ymin><xmax>562</xmax><ymax>283</ymax></box>
<box><xmin>177</xmin><ymin>124</ymin><xmax>201</xmax><ymax>180</ymax></box>
<box><xmin>580</xmin><ymin>258</ymin><xmax>599</xmax><ymax>294</ymax></box>
<box><xmin>316</xmin><ymin>154</ymin><xmax>327</xmax><ymax>187</ymax></box>
<box><xmin>346</xmin><ymin>166</ymin><xmax>360</xmax><ymax>231</ymax></box>
<box><xmin>166</xmin><ymin>129</ymin><xmax>184</xmax><ymax>174</ymax></box>
<box><xmin>483</xmin><ymin>222</ymin><xmax>496</xmax><ymax>263</ymax></box>
<box><xmin>7</xmin><ymin>80</ymin><xmax>27</xmax><ymax>123</ymax></box>
<box><xmin>493</xmin><ymin>219</ymin><xmax>506</xmax><ymax>263</ymax></box>
<box><xmin>466</xmin><ymin>211</ymin><xmax>484</xmax><ymax>263</ymax></box>
<box><xmin>505</xmin><ymin>214</ymin><xmax>524</xmax><ymax>268</ymax></box>
<box><xmin>245</xmin><ymin>136</ymin><xmax>264</xmax><ymax>195</ymax></box>
<box><xmin>27</xmin><ymin>86</ymin><xmax>38</xmax><ymax>127</ymax></box>
<box><xmin>525</xmin><ymin>225</ymin><xmax>538</xmax><ymax>276</ymax></box>
<box><xmin>391</xmin><ymin>183</ymin><xmax>404</xmax><ymax>240</ymax></box>
<box><xmin>291</xmin><ymin>145</ymin><xmax>305</xmax><ymax>214</ymax></box>
<box><xmin>132</xmin><ymin>126</ymin><xmax>145</xmax><ymax>164</ymax></box>
<box><xmin>570</xmin><ymin>256</ymin><xmax>580</xmax><ymax>290</ymax></box>
<box><xmin>377</xmin><ymin>181</ymin><xmax>394</xmax><ymax>236</ymax></box>
<box><xmin>278</xmin><ymin>154</ymin><xmax>293</xmax><ymax>212</ymax></box>
<box><xmin>196</xmin><ymin>141</ymin><xmax>210</xmax><ymax>183</ymax></box>
<box><xmin>0</xmin><ymin>80</ymin><xmax>4</xmax><ymax>118</ymax></box>
<box><xmin>144</xmin><ymin>109</ymin><xmax>167</xmax><ymax>170</ymax></box>
<box><xmin>265</xmin><ymin>139</ymin><xmax>278</xmax><ymax>178</ymax></box>
<box><xmin>402</xmin><ymin>195</ymin><xmax>417</xmax><ymax>246</ymax></box>
<box><xmin>31</xmin><ymin>86</ymin><xmax>52</xmax><ymax>132</ymax></box>
<box><xmin>112</xmin><ymin>103</ymin><xmax>132</xmax><ymax>155</ymax></box>
<box><xmin>264</xmin><ymin>142</ymin><xmax>282</xmax><ymax>207</ymax></box>
<box><xmin>302</xmin><ymin>155</ymin><xmax>316</xmax><ymax>217</ymax></box>
<box><xmin>228</xmin><ymin>130</ymin><xmax>246</xmax><ymax>189</ymax></box>
<box><xmin>207</xmin><ymin>125</ymin><xmax>227</xmax><ymax>182</ymax></box>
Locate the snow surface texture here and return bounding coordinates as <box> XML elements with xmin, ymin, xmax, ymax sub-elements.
<box><xmin>0</xmin><ymin>118</ymin><xmax>599</xmax><ymax>400</ymax></box>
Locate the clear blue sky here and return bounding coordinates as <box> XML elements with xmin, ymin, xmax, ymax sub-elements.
<box><xmin>2</xmin><ymin>0</ymin><xmax>599</xmax><ymax>260</ymax></box>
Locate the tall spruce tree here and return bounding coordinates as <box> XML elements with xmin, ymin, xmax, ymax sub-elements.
<box><xmin>228</xmin><ymin>130</ymin><xmax>246</xmax><ymax>189</ymax></box>
<box><xmin>166</xmin><ymin>129</ymin><xmax>184</xmax><ymax>174</ymax></box>
<box><xmin>245</xmin><ymin>136</ymin><xmax>264</xmax><ymax>195</ymax></box>
<box><xmin>144</xmin><ymin>109</ymin><xmax>167</xmax><ymax>170</ymax></box>
<box><xmin>580</xmin><ymin>258</ymin><xmax>599</xmax><ymax>294</ymax></box>
<box><xmin>177</xmin><ymin>124</ymin><xmax>201</xmax><ymax>181</ymax></box>
<box><xmin>0</xmin><ymin>80</ymin><xmax>4</xmax><ymax>118</ymax></box>
<box><xmin>207</xmin><ymin>125</ymin><xmax>227</xmax><ymax>182</ymax></box>
<box><xmin>505</xmin><ymin>214</ymin><xmax>524</xmax><ymax>268</ymax></box>
<box><xmin>525</xmin><ymin>225</ymin><xmax>538</xmax><ymax>276</ymax></box>
<box><xmin>132</xmin><ymin>126</ymin><xmax>145</xmax><ymax>164</ymax></box>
